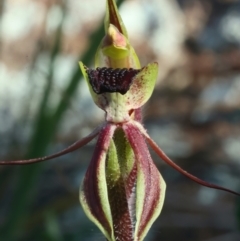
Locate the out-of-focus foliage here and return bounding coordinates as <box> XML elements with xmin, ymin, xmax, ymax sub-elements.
<box><xmin>0</xmin><ymin>0</ymin><xmax>240</xmax><ymax>241</ymax></box>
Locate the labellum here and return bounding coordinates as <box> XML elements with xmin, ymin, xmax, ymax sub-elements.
<box><xmin>0</xmin><ymin>0</ymin><xmax>239</xmax><ymax>241</ymax></box>
<box><xmin>86</xmin><ymin>67</ymin><xmax>140</xmax><ymax>95</ymax></box>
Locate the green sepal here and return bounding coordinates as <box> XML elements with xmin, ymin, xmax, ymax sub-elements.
<box><xmin>79</xmin><ymin>125</ymin><xmax>116</xmax><ymax>241</ymax></box>
<box><xmin>138</xmin><ymin>174</ymin><xmax>166</xmax><ymax>241</ymax></box>
<box><xmin>105</xmin><ymin>0</ymin><xmax>128</xmax><ymax>38</ymax></box>
<box><xmin>94</xmin><ymin>0</ymin><xmax>141</xmax><ymax>69</ymax></box>
<box><xmin>95</xmin><ymin>24</ymin><xmax>141</xmax><ymax>69</ymax></box>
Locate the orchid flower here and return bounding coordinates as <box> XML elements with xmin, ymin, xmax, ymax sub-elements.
<box><xmin>0</xmin><ymin>1</ymin><xmax>239</xmax><ymax>241</ymax></box>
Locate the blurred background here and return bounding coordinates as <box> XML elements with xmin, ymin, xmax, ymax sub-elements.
<box><xmin>0</xmin><ymin>0</ymin><xmax>240</xmax><ymax>240</ymax></box>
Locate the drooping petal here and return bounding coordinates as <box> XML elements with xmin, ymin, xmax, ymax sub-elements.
<box><xmin>134</xmin><ymin>120</ymin><xmax>240</xmax><ymax>196</ymax></box>
<box><xmin>0</xmin><ymin>125</ymin><xmax>102</xmax><ymax>165</ymax></box>
<box><xmin>80</xmin><ymin>124</ymin><xmax>116</xmax><ymax>241</ymax></box>
<box><xmin>123</xmin><ymin>122</ymin><xmax>166</xmax><ymax>241</ymax></box>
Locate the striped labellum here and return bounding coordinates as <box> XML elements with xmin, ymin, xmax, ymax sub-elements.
<box><xmin>0</xmin><ymin>0</ymin><xmax>239</xmax><ymax>241</ymax></box>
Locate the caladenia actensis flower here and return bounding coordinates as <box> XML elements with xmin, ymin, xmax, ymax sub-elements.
<box><xmin>1</xmin><ymin>0</ymin><xmax>240</xmax><ymax>241</ymax></box>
